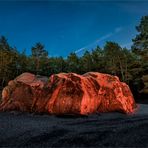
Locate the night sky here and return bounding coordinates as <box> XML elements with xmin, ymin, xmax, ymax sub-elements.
<box><xmin>0</xmin><ymin>1</ymin><xmax>148</xmax><ymax>57</ymax></box>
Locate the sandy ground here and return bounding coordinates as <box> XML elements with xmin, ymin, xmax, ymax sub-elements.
<box><xmin>0</xmin><ymin>104</ymin><xmax>148</xmax><ymax>147</ymax></box>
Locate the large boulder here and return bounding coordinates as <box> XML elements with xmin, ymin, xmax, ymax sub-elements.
<box><xmin>0</xmin><ymin>72</ymin><xmax>136</xmax><ymax>114</ymax></box>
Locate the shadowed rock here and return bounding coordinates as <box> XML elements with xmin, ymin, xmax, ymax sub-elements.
<box><xmin>0</xmin><ymin>72</ymin><xmax>136</xmax><ymax>114</ymax></box>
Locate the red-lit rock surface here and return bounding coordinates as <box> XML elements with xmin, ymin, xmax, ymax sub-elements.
<box><xmin>0</xmin><ymin>72</ymin><xmax>136</xmax><ymax>114</ymax></box>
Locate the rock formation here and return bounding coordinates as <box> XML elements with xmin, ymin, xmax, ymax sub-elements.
<box><xmin>0</xmin><ymin>72</ymin><xmax>136</xmax><ymax>115</ymax></box>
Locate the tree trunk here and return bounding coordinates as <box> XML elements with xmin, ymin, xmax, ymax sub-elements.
<box><xmin>118</xmin><ymin>56</ymin><xmax>125</xmax><ymax>82</ymax></box>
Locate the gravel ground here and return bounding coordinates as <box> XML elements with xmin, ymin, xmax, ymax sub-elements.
<box><xmin>0</xmin><ymin>104</ymin><xmax>148</xmax><ymax>147</ymax></box>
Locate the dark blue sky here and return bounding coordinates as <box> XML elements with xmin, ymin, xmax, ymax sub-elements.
<box><xmin>0</xmin><ymin>1</ymin><xmax>148</xmax><ymax>57</ymax></box>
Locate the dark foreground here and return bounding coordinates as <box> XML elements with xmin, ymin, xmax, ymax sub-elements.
<box><xmin>0</xmin><ymin>104</ymin><xmax>148</xmax><ymax>147</ymax></box>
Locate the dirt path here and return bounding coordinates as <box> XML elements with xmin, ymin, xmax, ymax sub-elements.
<box><xmin>0</xmin><ymin>104</ymin><xmax>148</xmax><ymax>147</ymax></box>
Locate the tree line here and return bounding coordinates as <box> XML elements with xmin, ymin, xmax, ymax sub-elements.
<box><xmin>0</xmin><ymin>16</ymin><xmax>148</xmax><ymax>99</ymax></box>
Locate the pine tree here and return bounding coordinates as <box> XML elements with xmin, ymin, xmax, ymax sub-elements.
<box><xmin>132</xmin><ymin>16</ymin><xmax>148</xmax><ymax>75</ymax></box>
<box><xmin>31</xmin><ymin>42</ymin><xmax>48</xmax><ymax>74</ymax></box>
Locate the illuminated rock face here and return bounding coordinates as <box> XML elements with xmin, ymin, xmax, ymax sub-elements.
<box><xmin>0</xmin><ymin>72</ymin><xmax>136</xmax><ymax>114</ymax></box>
